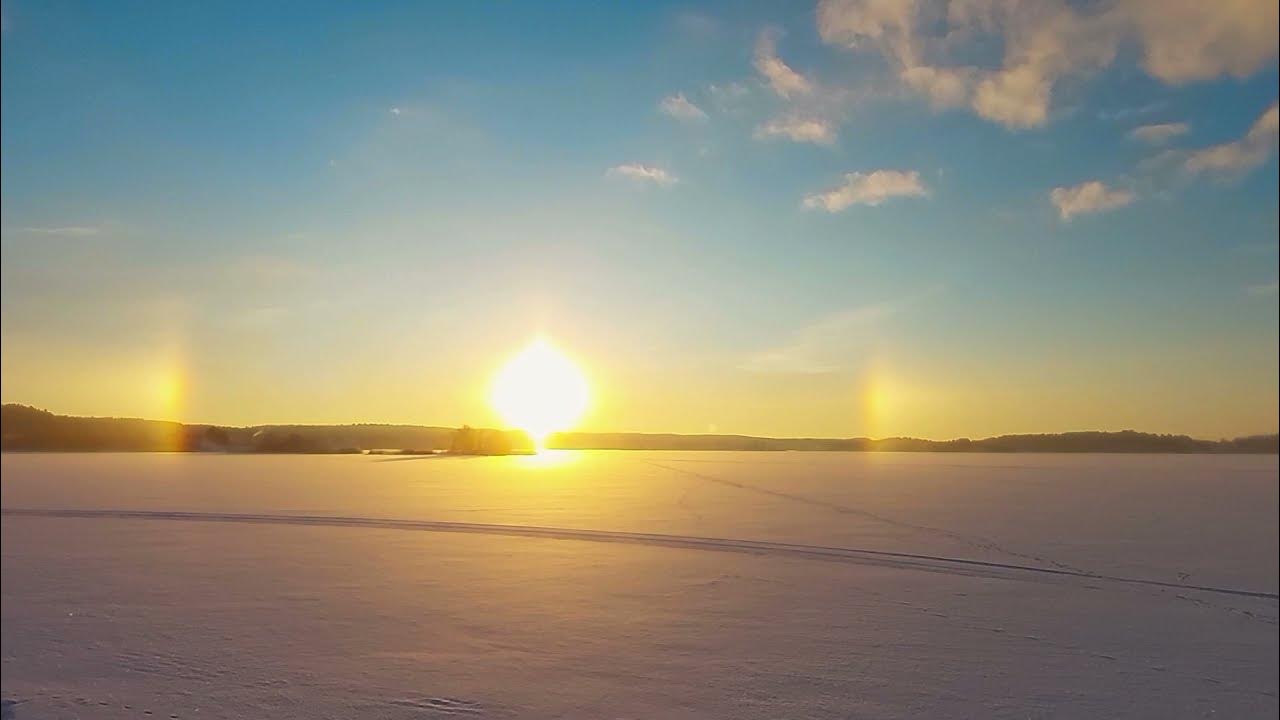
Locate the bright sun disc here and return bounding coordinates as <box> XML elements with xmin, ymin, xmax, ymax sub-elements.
<box><xmin>491</xmin><ymin>339</ymin><xmax>589</xmax><ymax>448</ymax></box>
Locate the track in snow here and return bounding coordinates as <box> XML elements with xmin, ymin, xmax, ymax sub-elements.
<box><xmin>3</xmin><ymin>507</ymin><xmax>1277</xmax><ymax>601</ymax></box>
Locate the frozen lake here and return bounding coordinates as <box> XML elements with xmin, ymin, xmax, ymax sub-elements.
<box><xmin>2</xmin><ymin>451</ymin><xmax>1277</xmax><ymax>718</ymax></box>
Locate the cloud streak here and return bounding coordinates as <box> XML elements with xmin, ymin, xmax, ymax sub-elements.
<box><xmin>751</xmin><ymin>30</ymin><xmax>854</xmax><ymax>145</ymax></box>
<box><xmin>1050</xmin><ymin>181</ymin><xmax>1135</xmax><ymax>220</ymax></box>
<box><xmin>754</xmin><ymin>31</ymin><xmax>813</xmax><ymax>99</ymax></box>
<box><xmin>742</xmin><ymin>303</ymin><xmax>893</xmax><ymax>374</ymax></box>
<box><xmin>803</xmin><ymin>170</ymin><xmax>927</xmax><ymax>212</ymax></box>
<box><xmin>1129</xmin><ymin>122</ymin><xmax>1190</xmax><ymax>145</ymax></box>
<box><xmin>1246</xmin><ymin>280</ymin><xmax>1278</xmax><ymax>297</ymax></box>
<box><xmin>1183</xmin><ymin>102</ymin><xmax>1278</xmax><ymax>178</ymax></box>
<box><xmin>755</xmin><ymin>117</ymin><xmax>836</xmax><ymax>145</ymax></box>
<box><xmin>606</xmin><ymin>163</ymin><xmax>678</xmax><ymax>186</ymax></box>
<box><xmin>8</xmin><ymin>226</ymin><xmax>102</xmax><ymax>238</ymax></box>
<box><xmin>658</xmin><ymin>93</ymin><xmax>708</xmax><ymax>122</ymax></box>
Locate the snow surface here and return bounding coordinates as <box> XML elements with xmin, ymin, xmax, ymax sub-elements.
<box><xmin>2</xmin><ymin>451</ymin><xmax>1277</xmax><ymax>718</ymax></box>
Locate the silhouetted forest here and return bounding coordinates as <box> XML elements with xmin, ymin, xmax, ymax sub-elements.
<box><xmin>2</xmin><ymin>405</ymin><xmax>1275</xmax><ymax>454</ymax></box>
<box><xmin>546</xmin><ymin>430</ymin><xmax>1278</xmax><ymax>453</ymax></box>
<box><xmin>448</xmin><ymin>425</ymin><xmax>535</xmax><ymax>455</ymax></box>
<box><xmin>0</xmin><ymin>405</ymin><xmax>457</xmax><ymax>453</ymax></box>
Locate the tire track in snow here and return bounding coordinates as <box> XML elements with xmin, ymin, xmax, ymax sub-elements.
<box><xmin>4</xmin><ymin>508</ymin><xmax>1276</xmax><ymax>601</ymax></box>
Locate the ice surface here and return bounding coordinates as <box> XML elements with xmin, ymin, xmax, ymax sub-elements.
<box><xmin>2</xmin><ymin>451</ymin><xmax>1277</xmax><ymax>718</ymax></box>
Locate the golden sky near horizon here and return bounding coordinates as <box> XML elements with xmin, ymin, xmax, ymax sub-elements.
<box><xmin>2</xmin><ymin>1</ymin><xmax>1277</xmax><ymax>441</ymax></box>
<box><xmin>4</xmin><ymin>329</ymin><xmax>1275</xmax><ymax>440</ymax></box>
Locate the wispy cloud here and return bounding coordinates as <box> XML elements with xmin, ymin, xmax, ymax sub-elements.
<box><xmin>606</xmin><ymin>163</ymin><xmax>678</xmax><ymax>186</ymax></box>
<box><xmin>658</xmin><ymin>93</ymin><xmax>708</xmax><ymax>122</ymax></box>
<box><xmin>1246</xmin><ymin>279</ymin><xmax>1279</xmax><ymax>297</ymax></box>
<box><xmin>1183</xmin><ymin>101</ymin><xmax>1278</xmax><ymax>178</ymax></box>
<box><xmin>8</xmin><ymin>225</ymin><xmax>103</xmax><ymax>238</ymax></box>
<box><xmin>742</xmin><ymin>303</ymin><xmax>893</xmax><ymax>374</ymax></box>
<box><xmin>742</xmin><ymin>285</ymin><xmax>944</xmax><ymax>375</ymax></box>
<box><xmin>754</xmin><ymin>30</ymin><xmax>813</xmax><ymax>99</ymax></box>
<box><xmin>1098</xmin><ymin>101</ymin><xmax>1166</xmax><ymax>121</ymax></box>
<box><xmin>672</xmin><ymin>10</ymin><xmax>720</xmax><ymax>37</ymax></box>
<box><xmin>1050</xmin><ymin>180</ymin><xmax>1135</xmax><ymax>220</ymax></box>
<box><xmin>751</xmin><ymin>29</ymin><xmax>854</xmax><ymax>145</ymax></box>
<box><xmin>235</xmin><ymin>306</ymin><xmax>293</xmax><ymax>330</ymax></box>
<box><xmin>708</xmin><ymin>81</ymin><xmax>750</xmax><ymax>103</ymax></box>
<box><xmin>803</xmin><ymin>170</ymin><xmax>927</xmax><ymax>212</ymax></box>
<box><xmin>1129</xmin><ymin>122</ymin><xmax>1189</xmax><ymax>145</ymax></box>
<box><xmin>754</xmin><ymin>117</ymin><xmax>836</xmax><ymax>145</ymax></box>
<box><xmin>227</xmin><ymin>254</ymin><xmax>315</xmax><ymax>284</ymax></box>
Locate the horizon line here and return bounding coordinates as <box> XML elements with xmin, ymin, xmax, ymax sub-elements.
<box><xmin>4</xmin><ymin>403</ymin><xmax>1276</xmax><ymax>445</ymax></box>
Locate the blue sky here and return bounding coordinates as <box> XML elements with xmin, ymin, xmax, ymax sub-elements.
<box><xmin>2</xmin><ymin>0</ymin><xmax>1277</xmax><ymax>438</ymax></box>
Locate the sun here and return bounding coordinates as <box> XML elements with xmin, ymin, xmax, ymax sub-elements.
<box><xmin>491</xmin><ymin>338</ymin><xmax>590</xmax><ymax>448</ymax></box>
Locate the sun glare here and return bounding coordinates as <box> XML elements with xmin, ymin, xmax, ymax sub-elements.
<box><xmin>491</xmin><ymin>339</ymin><xmax>590</xmax><ymax>448</ymax></box>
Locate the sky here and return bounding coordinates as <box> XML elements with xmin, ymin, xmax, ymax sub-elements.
<box><xmin>2</xmin><ymin>0</ymin><xmax>1277</xmax><ymax>440</ymax></box>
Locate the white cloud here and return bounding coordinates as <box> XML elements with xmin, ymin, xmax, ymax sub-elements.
<box><xmin>9</xmin><ymin>226</ymin><xmax>102</xmax><ymax>238</ymax></box>
<box><xmin>1184</xmin><ymin>102</ymin><xmax>1278</xmax><ymax>178</ymax></box>
<box><xmin>389</xmin><ymin>107</ymin><xmax>401</xmax><ymax>116</ymax></box>
<box><xmin>970</xmin><ymin>4</ymin><xmax>1121</xmax><ymax>129</ymax></box>
<box><xmin>815</xmin><ymin>0</ymin><xmax>1278</xmax><ymax>129</ymax></box>
<box><xmin>1129</xmin><ymin>122</ymin><xmax>1190</xmax><ymax>144</ymax></box>
<box><xmin>1127</xmin><ymin>0</ymin><xmax>1279</xmax><ymax>84</ymax></box>
<box><xmin>816</xmin><ymin>0</ymin><xmax>917</xmax><ymax>59</ymax></box>
<box><xmin>754</xmin><ymin>117</ymin><xmax>837</xmax><ymax>145</ymax></box>
<box><xmin>606</xmin><ymin>163</ymin><xmax>678</xmax><ymax>186</ymax></box>
<box><xmin>1050</xmin><ymin>180</ymin><xmax>1135</xmax><ymax>220</ymax></box>
<box><xmin>754</xmin><ymin>31</ymin><xmax>813</xmax><ymax>99</ymax></box>
<box><xmin>817</xmin><ymin>0</ymin><xmax>1120</xmax><ymax>128</ymax></box>
<box><xmin>901</xmin><ymin>66</ymin><xmax>975</xmax><ymax>109</ymax></box>
<box><xmin>658</xmin><ymin>93</ymin><xmax>708</xmax><ymax>122</ymax></box>
<box><xmin>749</xmin><ymin>30</ymin><xmax>852</xmax><ymax>144</ymax></box>
<box><xmin>970</xmin><ymin>66</ymin><xmax>1056</xmax><ymax>129</ymax></box>
<box><xmin>803</xmin><ymin>170</ymin><xmax>927</xmax><ymax>212</ymax></box>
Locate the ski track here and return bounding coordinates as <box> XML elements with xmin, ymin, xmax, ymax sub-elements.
<box><xmin>643</xmin><ymin>460</ymin><xmax>1089</xmax><ymax>575</ymax></box>
<box><xmin>3</xmin><ymin>508</ymin><xmax>1276</xmax><ymax>602</ymax></box>
<box><xmin>640</xmin><ymin>460</ymin><xmax>1280</xmax><ymax>626</ymax></box>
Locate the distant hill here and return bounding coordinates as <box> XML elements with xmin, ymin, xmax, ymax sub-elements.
<box><xmin>0</xmin><ymin>405</ymin><xmax>460</xmax><ymax>453</ymax></box>
<box><xmin>2</xmin><ymin>404</ymin><xmax>1275</xmax><ymax>454</ymax></box>
<box><xmin>547</xmin><ymin>430</ymin><xmax>1279</xmax><ymax>453</ymax></box>
<box><xmin>1</xmin><ymin>404</ymin><xmax>199</xmax><ymax>452</ymax></box>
